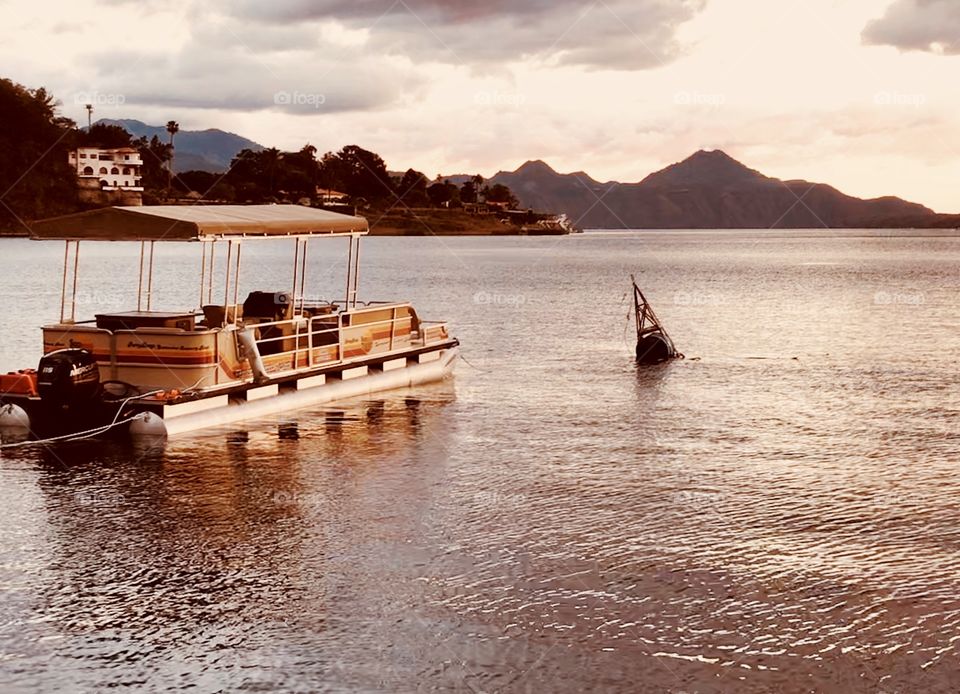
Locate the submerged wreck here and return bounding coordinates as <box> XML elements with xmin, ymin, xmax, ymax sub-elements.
<box><xmin>632</xmin><ymin>276</ymin><xmax>681</xmax><ymax>365</ymax></box>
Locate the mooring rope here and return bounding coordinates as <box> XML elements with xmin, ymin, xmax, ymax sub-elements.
<box><xmin>457</xmin><ymin>352</ymin><xmax>489</xmax><ymax>373</ymax></box>
<box><xmin>0</xmin><ymin>412</ymin><xmax>147</xmax><ymax>449</ymax></box>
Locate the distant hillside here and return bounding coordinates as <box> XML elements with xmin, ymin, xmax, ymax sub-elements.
<box><xmin>486</xmin><ymin>151</ymin><xmax>941</xmax><ymax>229</ymax></box>
<box><xmin>96</xmin><ymin>119</ymin><xmax>264</xmax><ymax>173</ymax></box>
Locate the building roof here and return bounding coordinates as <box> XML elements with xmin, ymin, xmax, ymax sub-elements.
<box><xmin>30</xmin><ymin>204</ymin><xmax>369</xmax><ymax>241</ymax></box>
<box><xmin>75</xmin><ymin>146</ymin><xmax>141</xmax><ymax>152</ymax></box>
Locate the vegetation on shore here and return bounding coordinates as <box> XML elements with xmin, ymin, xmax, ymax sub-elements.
<box><xmin>0</xmin><ymin>77</ymin><xmax>525</xmax><ymax>235</ymax></box>
<box><xmin>0</xmin><ymin>78</ymin><xmax>177</xmax><ymax>233</ymax></box>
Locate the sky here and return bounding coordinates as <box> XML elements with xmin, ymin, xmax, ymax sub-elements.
<box><xmin>2</xmin><ymin>0</ymin><xmax>959</xmax><ymax>212</ymax></box>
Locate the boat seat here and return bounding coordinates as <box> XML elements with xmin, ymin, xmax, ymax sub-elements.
<box><xmin>201</xmin><ymin>304</ymin><xmax>242</xmax><ymax>327</ymax></box>
<box><xmin>96</xmin><ymin>311</ymin><xmax>196</xmax><ymax>332</ymax></box>
<box><xmin>242</xmin><ymin>291</ymin><xmax>292</xmax><ymax>322</ymax></box>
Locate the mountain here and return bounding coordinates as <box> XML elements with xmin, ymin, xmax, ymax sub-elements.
<box><xmin>487</xmin><ymin>160</ymin><xmax>617</xmax><ymax>223</ymax></box>
<box><xmin>96</xmin><ymin>119</ymin><xmax>264</xmax><ymax>173</ymax></box>
<box><xmin>486</xmin><ymin>150</ymin><xmax>939</xmax><ymax>229</ymax></box>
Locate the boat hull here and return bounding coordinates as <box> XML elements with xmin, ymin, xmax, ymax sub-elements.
<box><xmin>1</xmin><ymin>346</ymin><xmax>459</xmax><ymax>441</ymax></box>
<box><xmin>158</xmin><ymin>346</ymin><xmax>458</xmax><ymax>437</ymax></box>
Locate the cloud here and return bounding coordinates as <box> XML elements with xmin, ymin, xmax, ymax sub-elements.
<box><xmin>72</xmin><ymin>18</ymin><xmax>423</xmax><ymax>114</ymax></box>
<box><xmin>226</xmin><ymin>0</ymin><xmax>707</xmax><ymax>70</ymax></box>
<box><xmin>863</xmin><ymin>0</ymin><xmax>960</xmax><ymax>54</ymax></box>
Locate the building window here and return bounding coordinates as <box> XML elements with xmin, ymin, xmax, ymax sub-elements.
<box><xmin>110</xmin><ymin>167</ymin><xmax>119</xmax><ymax>175</ymax></box>
<box><xmin>83</xmin><ymin>166</ymin><xmax>94</xmax><ymax>175</ymax></box>
<box><xmin>99</xmin><ymin>167</ymin><xmax>108</xmax><ymax>175</ymax></box>
<box><xmin>124</xmin><ymin>155</ymin><xmax>130</xmax><ymax>160</ymax></box>
<box><xmin>79</xmin><ymin>153</ymin><xmax>86</xmax><ymax>159</ymax></box>
<box><xmin>123</xmin><ymin>167</ymin><xmax>131</xmax><ymax>175</ymax></box>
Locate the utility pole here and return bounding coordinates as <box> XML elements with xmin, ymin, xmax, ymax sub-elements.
<box><xmin>166</xmin><ymin>120</ymin><xmax>179</xmax><ymax>197</ymax></box>
<box><xmin>85</xmin><ymin>104</ymin><xmax>93</xmax><ymax>129</ymax></box>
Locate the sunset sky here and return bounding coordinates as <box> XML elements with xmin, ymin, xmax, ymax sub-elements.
<box><xmin>3</xmin><ymin>0</ymin><xmax>959</xmax><ymax>211</ymax></box>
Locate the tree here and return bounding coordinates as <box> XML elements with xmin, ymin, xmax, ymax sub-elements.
<box><xmin>79</xmin><ymin>123</ymin><xmax>134</xmax><ymax>148</ymax></box>
<box><xmin>427</xmin><ymin>179</ymin><xmax>460</xmax><ymax>207</ymax></box>
<box><xmin>0</xmin><ymin>78</ymin><xmax>78</xmax><ymax>230</ymax></box>
<box><xmin>483</xmin><ymin>183</ymin><xmax>519</xmax><ymax>209</ymax></box>
<box><xmin>137</xmin><ymin>135</ymin><xmax>172</xmax><ymax>193</ymax></box>
<box><xmin>278</xmin><ymin>145</ymin><xmax>320</xmax><ymax>199</ymax></box>
<box><xmin>472</xmin><ymin>174</ymin><xmax>484</xmax><ymax>200</ymax></box>
<box><xmin>460</xmin><ymin>180</ymin><xmax>478</xmax><ymax>204</ymax></box>
<box><xmin>165</xmin><ymin>120</ymin><xmax>179</xmax><ymax>190</ymax></box>
<box><xmin>331</xmin><ymin>145</ymin><xmax>394</xmax><ymax>201</ymax></box>
<box><xmin>397</xmin><ymin>169</ymin><xmax>429</xmax><ymax>207</ymax></box>
<box><xmin>317</xmin><ymin>151</ymin><xmax>346</xmax><ymax>192</ymax></box>
<box><xmin>174</xmin><ymin>170</ymin><xmax>219</xmax><ymax>195</ymax></box>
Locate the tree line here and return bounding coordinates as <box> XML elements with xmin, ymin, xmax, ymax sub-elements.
<box><xmin>0</xmin><ymin>77</ymin><xmax>519</xmax><ymax>231</ymax></box>
<box><xmin>176</xmin><ymin>145</ymin><xmax>519</xmax><ymax>211</ymax></box>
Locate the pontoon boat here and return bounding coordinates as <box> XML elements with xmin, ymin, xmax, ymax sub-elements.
<box><xmin>0</xmin><ymin>205</ymin><xmax>459</xmax><ymax>440</ymax></box>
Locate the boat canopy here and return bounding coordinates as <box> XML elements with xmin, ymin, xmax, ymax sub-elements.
<box><xmin>29</xmin><ymin>205</ymin><xmax>369</xmax><ymax>241</ymax></box>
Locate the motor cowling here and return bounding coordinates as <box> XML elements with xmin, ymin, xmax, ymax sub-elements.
<box><xmin>37</xmin><ymin>349</ymin><xmax>100</xmax><ymax>409</ymax></box>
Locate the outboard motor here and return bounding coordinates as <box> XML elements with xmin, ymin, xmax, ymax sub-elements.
<box><xmin>37</xmin><ymin>349</ymin><xmax>100</xmax><ymax>410</ymax></box>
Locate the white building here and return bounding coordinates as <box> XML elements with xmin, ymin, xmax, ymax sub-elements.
<box><xmin>68</xmin><ymin>147</ymin><xmax>144</xmax><ymax>191</ymax></box>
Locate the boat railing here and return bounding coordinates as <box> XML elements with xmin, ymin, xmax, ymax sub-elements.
<box><xmin>241</xmin><ymin>305</ymin><xmax>447</xmax><ymax>378</ymax></box>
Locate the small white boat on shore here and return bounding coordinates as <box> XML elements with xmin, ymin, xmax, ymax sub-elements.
<box><xmin>0</xmin><ymin>205</ymin><xmax>459</xmax><ymax>441</ymax></box>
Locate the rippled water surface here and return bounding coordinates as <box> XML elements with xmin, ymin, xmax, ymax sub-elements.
<box><xmin>1</xmin><ymin>230</ymin><xmax>959</xmax><ymax>693</ymax></box>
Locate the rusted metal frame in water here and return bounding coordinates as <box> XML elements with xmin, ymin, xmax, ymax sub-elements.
<box><xmin>632</xmin><ymin>274</ymin><xmax>668</xmax><ymax>340</ymax></box>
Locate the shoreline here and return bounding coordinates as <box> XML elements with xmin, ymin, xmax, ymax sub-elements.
<box><xmin>367</xmin><ymin>208</ymin><xmax>568</xmax><ymax>236</ymax></box>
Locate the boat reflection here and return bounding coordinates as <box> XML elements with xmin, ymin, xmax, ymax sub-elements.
<box><xmin>25</xmin><ymin>382</ymin><xmax>456</xmax><ymax>654</ymax></box>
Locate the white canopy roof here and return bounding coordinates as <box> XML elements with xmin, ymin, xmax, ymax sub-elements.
<box><xmin>30</xmin><ymin>205</ymin><xmax>369</xmax><ymax>241</ymax></box>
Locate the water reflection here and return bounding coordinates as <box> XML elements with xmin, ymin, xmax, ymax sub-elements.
<box><xmin>9</xmin><ymin>387</ymin><xmax>457</xmax><ymax>690</ymax></box>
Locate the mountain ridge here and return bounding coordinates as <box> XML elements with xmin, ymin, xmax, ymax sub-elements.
<box><xmin>96</xmin><ymin>119</ymin><xmax>264</xmax><ymax>173</ymax></box>
<box><xmin>484</xmin><ymin>150</ymin><xmax>942</xmax><ymax>228</ymax></box>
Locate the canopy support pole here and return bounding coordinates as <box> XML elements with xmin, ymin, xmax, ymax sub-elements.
<box><xmin>146</xmin><ymin>240</ymin><xmax>155</xmax><ymax>311</ymax></box>
<box><xmin>59</xmin><ymin>241</ymin><xmax>70</xmax><ymax>323</ymax></box>
<box><xmin>137</xmin><ymin>241</ymin><xmax>146</xmax><ymax>311</ymax></box>
<box><xmin>352</xmin><ymin>235</ymin><xmax>361</xmax><ymax>308</ymax></box>
<box><xmin>344</xmin><ymin>235</ymin><xmax>354</xmax><ymax>307</ymax></box>
<box><xmin>206</xmin><ymin>240</ymin><xmax>216</xmax><ymax>305</ymax></box>
<box><xmin>69</xmin><ymin>241</ymin><xmax>80</xmax><ymax>323</ymax></box>
<box><xmin>198</xmin><ymin>241</ymin><xmax>207</xmax><ymax>310</ymax></box>
<box><xmin>291</xmin><ymin>238</ymin><xmax>300</xmax><ymax>312</ymax></box>
<box><xmin>233</xmin><ymin>241</ymin><xmax>242</xmax><ymax>315</ymax></box>
<box><xmin>223</xmin><ymin>240</ymin><xmax>233</xmax><ymax>327</ymax></box>
<box><xmin>298</xmin><ymin>239</ymin><xmax>308</xmax><ymax>314</ymax></box>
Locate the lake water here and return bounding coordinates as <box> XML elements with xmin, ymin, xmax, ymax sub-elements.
<box><xmin>1</xmin><ymin>230</ymin><xmax>959</xmax><ymax>693</ymax></box>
